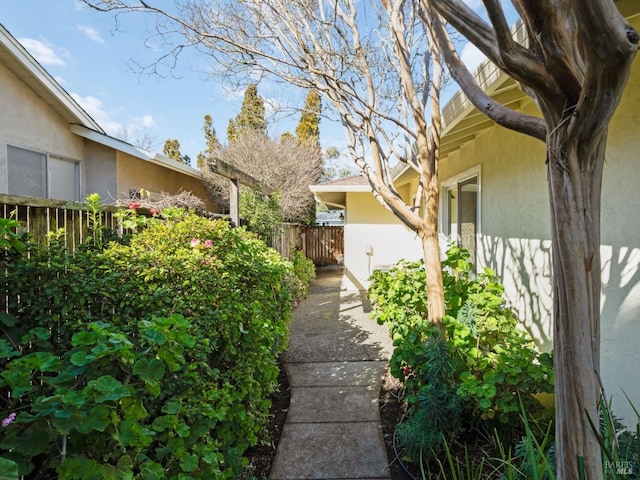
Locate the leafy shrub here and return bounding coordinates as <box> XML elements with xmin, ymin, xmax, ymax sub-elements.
<box><xmin>289</xmin><ymin>248</ymin><xmax>316</xmax><ymax>299</ymax></box>
<box><xmin>368</xmin><ymin>246</ymin><xmax>554</xmax><ymax>463</ymax></box>
<box><xmin>240</xmin><ymin>189</ymin><xmax>284</xmax><ymax>241</ymax></box>
<box><xmin>0</xmin><ymin>207</ymin><xmax>296</xmax><ymax>479</ymax></box>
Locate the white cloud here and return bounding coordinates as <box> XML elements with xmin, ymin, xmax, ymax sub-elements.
<box><xmin>71</xmin><ymin>93</ymin><xmax>122</xmax><ymax>134</ymax></box>
<box><xmin>18</xmin><ymin>38</ymin><xmax>65</xmax><ymax>66</ymax></box>
<box><xmin>77</xmin><ymin>25</ymin><xmax>105</xmax><ymax>44</ymax></box>
<box><xmin>134</xmin><ymin>114</ymin><xmax>156</xmax><ymax>128</ymax></box>
<box><xmin>460</xmin><ymin>42</ymin><xmax>486</xmax><ymax>73</ymax></box>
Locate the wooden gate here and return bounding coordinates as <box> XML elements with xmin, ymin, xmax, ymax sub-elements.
<box><xmin>299</xmin><ymin>226</ymin><xmax>344</xmax><ymax>266</ymax></box>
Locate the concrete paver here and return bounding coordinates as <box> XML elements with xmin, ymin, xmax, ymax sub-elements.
<box><xmin>269</xmin><ymin>423</ymin><xmax>390</xmax><ymax>479</ymax></box>
<box><xmin>269</xmin><ymin>267</ymin><xmax>393</xmax><ymax>480</ymax></box>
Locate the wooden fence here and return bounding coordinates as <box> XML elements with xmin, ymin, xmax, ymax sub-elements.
<box><xmin>1</xmin><ymin>195</ymin><xmax>344</xmax><ymax>267</ymax></box>
<box><xmin>0</xmin><ymin>194</ymin><xmax>120</xmax><ymax>250</ymax></box>
<box><xmin>298</xmin><ymin>225</ymin><xmax>344</xmax><ymax>266</ymax></box>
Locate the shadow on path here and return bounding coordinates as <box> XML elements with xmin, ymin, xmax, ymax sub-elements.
<box><xmin>270</xmin><ymin>267</ymin><xmax>393</xmax><ymax>480</ymax></box>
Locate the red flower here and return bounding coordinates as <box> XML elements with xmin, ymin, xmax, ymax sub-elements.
<box><xmin>149</xmin><ymin>207</ymin><xmax>160</xmax><ymax>215</ymax></box>
<box><xmin>128</xmin><ymin>202</ymin><xmax>141</xmax><ymax>210</ymax></box>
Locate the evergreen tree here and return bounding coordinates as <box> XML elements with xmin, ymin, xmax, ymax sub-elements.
<box><xmin>295</xmin><ymin>89</ymin><xmax>321</xmax><ymax>150</ymax></box>
<box><xmin>197</xmin><ymin>114</ymin><xmax>221</xmax><ymax>170</ymax></box>
<box><xmin>163</xmin><ymin>138</ymin><xmax>188</xmax><ymax>164</ymax></box>
<box><xmin>227</xmin><ymin>84</ymin><xmax>267</xmax><ymax>142</ymax></box>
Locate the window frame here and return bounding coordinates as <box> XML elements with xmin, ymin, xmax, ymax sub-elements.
<box><xmin>7</xmin><ymin>144</ymin><xmax>82</xmax><ymax>201</ymax></box>
<box><xmin>440</xmin><ymin>165</ymin><xmax>481</xmax><ymax>256</ymax></box>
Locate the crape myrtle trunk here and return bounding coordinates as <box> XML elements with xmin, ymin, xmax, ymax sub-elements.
<box><xmin>547</xmin><ymin>128</ymin><xmax>606</xmax><ymax>479</ymax></box>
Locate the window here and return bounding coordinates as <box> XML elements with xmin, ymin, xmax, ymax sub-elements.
<box><xmin>7</xmin><ymin>146</ymin><xmax>80</xmax><ymax>201</ymax></box>
<box><xmin>443</xmin><ymin>171</ymin><xmax>479</xmax><ymax>266</ymax></box>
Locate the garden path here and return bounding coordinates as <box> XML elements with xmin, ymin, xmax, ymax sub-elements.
<box><xmin>269</xmin><ymin>267</ymin><xmax>393</xmax><ymax>480</ymax></box>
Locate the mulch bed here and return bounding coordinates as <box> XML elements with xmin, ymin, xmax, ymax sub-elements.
<box><xmin>243</xmin><ymin>358</ymin><xmax>291</xmax><ymax>479</ymax></box>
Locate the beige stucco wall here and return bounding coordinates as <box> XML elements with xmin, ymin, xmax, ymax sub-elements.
<box><xmin>439</xmin><ymin>100</ymin><xmax>552</xmax><ymax>348</ymax></box>
<box><xmin>84</xmin><ymin>140</ymin><xmax>118</xmax><ymax>203</ymax></box>
<box><xmin>116</xmin><ymin>153</ymin><xmax>219</xmax><ymax>212</ymax></box>
<box><xmin>437</xmin><ymin>58</ymin><xmax>640</xmax><ymax>425</ymax></box>
<box><xmin>0</xmin><ymin>60</ymin><xmax>85</xmax><ymax>194</ymax></box>
<box><xmin>342</xmin><ymin>191</ymin><xmax>423</xmax><ymax>290</ymax></box>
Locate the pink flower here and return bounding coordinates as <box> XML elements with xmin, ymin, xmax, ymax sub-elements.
<box><xmin>128</xmin><ymin>202</ymin><xmax>141</xmax><ymax>210</ymax></box>
<box><xmin>2</xmin><ymin>412</ymin><xmax>16</xmax><ymax>427</ymax></box>
<box><xmin>190</xmin><ymin>238</ymin><xmax>201</xmax><ymax>248</ymax></box>
<box><xmin>204</xmin><ymin>240</ymin><xmax>213</xmax><ymax>248</ymax></box>
<box><xmin>149</xmin><ymin>207</ymin><xmax>160</xmax><ymax>216</ymax></box>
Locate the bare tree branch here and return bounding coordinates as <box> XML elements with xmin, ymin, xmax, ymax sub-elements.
<box><xmin>422</xmin><ymin>4</ymin><xmax>547</xmax><ymax>140</ymax></box>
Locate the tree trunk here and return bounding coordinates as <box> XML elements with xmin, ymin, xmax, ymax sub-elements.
<box><xmin>420</xmin><ymin>182</ymin><xmax>445</xmax><ymax>332</ymax></box>
<box><xmin>547</xmin><ymin>130</ymin><xmax>606</xmax><ymax>480</ymax></box>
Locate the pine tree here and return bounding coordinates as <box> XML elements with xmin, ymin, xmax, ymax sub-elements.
<box><xmin>295</xmin><ymin>89</ymin><xmax>321</xmax><ymax>150</ymax></box>
<box><xmin>163</xmin><ymin>138</ymin><xmax>187</xmax><ymax>164</ymax></box>
<box><xmin>197</xmin><ymin>114</ymin><xmax>221</xmax><ymax>170</ymax></box>
<box><xmin>227</xmin><ymin>84</ymin><xmax>267</xmax><ymax>142</ymax></box>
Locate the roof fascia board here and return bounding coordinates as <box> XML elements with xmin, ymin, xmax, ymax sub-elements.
<box><xmin>309</xmin><ymin>184</ymin><xmax>371</xmax><ymax>193</ymax></box>
<box><xmin>70</xmin><ymin>124</ymin><xmax>203</xmax><ymax>179</ymax></box>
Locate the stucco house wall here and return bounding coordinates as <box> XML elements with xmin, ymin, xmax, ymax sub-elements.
<box><xmin>0</xmin><ymin>58</ymin><xmax>85</xmax><ymax>194</ymax></box>
<box><xmin>343</xmin><ymin>191</ymin><xmax>422</xmax><ymax>290</ymax></box>
<box><xmin>84</xmin><ymin>140</ymin><xmax>118</xmax><ymax>202</ymax></box>
<box><xmin>116</xmin><ymin>152</ymin><xmax>214</xmax><ymax>209</ymax></box>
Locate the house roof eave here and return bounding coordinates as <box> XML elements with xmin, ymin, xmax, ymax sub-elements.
<box><xmin>70</xmin><ymin>124</ymin><xmax>204</xmax><ymax>180</ymax></box>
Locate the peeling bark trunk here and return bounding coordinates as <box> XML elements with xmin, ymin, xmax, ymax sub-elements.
<box><xmin>547</xmin><ymin>130</ymin><xmax>605</xmax><ymax>480</ymax></box>
<box><xmin>420</xmin><ymin>175</ymin><xmax>445</xmax><ymax>331</ymax></box>
<box><xmin>421</xmin><ymin>228</ymin><xmax>445</xmax><ymax>329</ymax></box>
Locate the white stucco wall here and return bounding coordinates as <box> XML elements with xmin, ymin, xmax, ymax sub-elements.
<box><xmin>342</xmin><ymin>191</ymin><xmax>423</xmax><ymax>290</ymax></box>
<box><xmin>0</xmin><ymin>60</ymin><xmax>86</xmax><ymax>194</ymax></box>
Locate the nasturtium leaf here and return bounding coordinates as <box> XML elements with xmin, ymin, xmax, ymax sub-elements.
<box><xmin>174</xmin><ymin>422</ymin><xmax>190</xmax><ymax>438</ymax></box>
<box><xmin>88</xmin><ymin>375</ymin><xmax>131</xmax><ymax>402</ymax></box>
<box><xmin>179</xmin><ymin>453</ymin><xmax>199</xmax><ymax>473</ymax></box>
<box><xmin>76</xmin><ymin>406</ymin><xmax>112</xmax><ymax>434</ymax></box>
<box><xmin>133</xmin><ymin>358</ymin><xmax>165</xmax><ymax>383</ymax></box>
<box><xmin>139</xmin><ymin>461</ymin><xmax>164</xmax><ymax>480</ymax></box>
<box><xmin>0</xmin><ymin>429</ymin><xmax>49</xmax><ymax>457</ymax></box>
<box><xmin>0</xmin><ymin>456</ymin><xmax>19</xmax><ymax>480</ymax></box>
<box><xmin>151</xmin><ymin>415</ymin><xmax>174</xmax><ymax>432</ymax></box>
<box><xmin>121</xmin><ymin>397</ymin><xmax>148</xmax><ymax>421</ymax></box>
<box><xmin>1</xmin><ymin>369</ymin><xmax>33</xmax><ymax>397</ymax></box>
<box><xmin>161</xmin><ymin>401</ymin><xmax>181</xmax><ymax>415</ymax></box>
<box><xmin>71</xmin><ymin>331</ymin><xmax>97</xmax><ymax>346</ymax></box>
<box><xmin>0</xmin><ymin>339</ymin><xmax>19</xmax><ymax>359</ymax></box>
<box><xmin>0</xmin><ymin>313</ymin><xmax>18</xmax><ymax>327</ymax></box>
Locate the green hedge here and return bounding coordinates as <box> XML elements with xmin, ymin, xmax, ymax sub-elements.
<box><xmin>0</xmin><ymin>208</ymin><xmax>300</xmax><ymax>479</ymax></box>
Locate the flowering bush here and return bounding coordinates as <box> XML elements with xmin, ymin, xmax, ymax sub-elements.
<box><xmin>0</xmin><ymin>208</ymin><xmax>298</xmax><ymax>479</ymax></box>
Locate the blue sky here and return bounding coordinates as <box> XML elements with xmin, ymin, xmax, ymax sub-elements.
<box><xmin>2</xmin><ymin>1</ymin><xmax>495</xmax><ymax>165</ymax></box>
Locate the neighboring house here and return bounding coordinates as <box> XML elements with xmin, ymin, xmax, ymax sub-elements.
<box><xmin>311</xmin><ymin>4</ymin><xmax>640</xmax><ymax>424</ymax></box>
<box><xmin>0</xmin><ymin>23</ymin><xmax>218</xmax><ymax>211</ymax></box>
<box><xmin>315</xmin><ymin>209</ymin><xmax>344</xmax><ymax>226</ymax></box>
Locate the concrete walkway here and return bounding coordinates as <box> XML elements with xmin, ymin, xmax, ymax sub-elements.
<box><xmin>269</xmin><ymin>267</ymin><xmax>393</xmax><ymax>480</ymax></box>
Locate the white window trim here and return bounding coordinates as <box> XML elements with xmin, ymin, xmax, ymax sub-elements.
<box><xmin>439</xmin><ymin>165</ymin><xmax>482</xmax><ymax>242</ymax></box>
